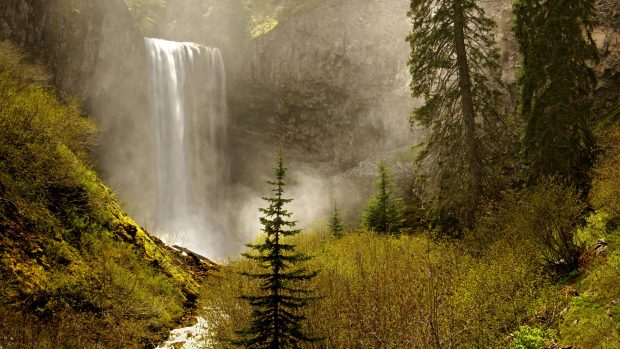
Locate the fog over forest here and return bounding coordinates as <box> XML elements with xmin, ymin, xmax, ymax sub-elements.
<box><xmin>96</xmin><ymin>0</ymin><xmax>420</xmax><ymax>258</ymax></box>
<box><xmin>1</xmin><ymin>0</ymin><xmax>619</xmax><ymax>347</ymax></box>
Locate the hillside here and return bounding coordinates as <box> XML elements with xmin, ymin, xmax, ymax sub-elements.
<box><xmin>0</xmin><ymin>0</ymin><xmax>620</xmax><ymax>348</ymax></box>
<box><xmin>0</xmin><ymin>42</ymin><xmax>211</xmax><ymax>348</ymax></box>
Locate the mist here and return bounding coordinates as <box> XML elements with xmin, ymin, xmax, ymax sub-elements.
<box><xmin>92</xmin><ymin>0</ymin><xmax>422</xmax><ymax>260</ymax></box>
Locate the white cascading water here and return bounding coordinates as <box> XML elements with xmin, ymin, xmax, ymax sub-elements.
<box><xmin>144</xmin><ymin>38</ymin><xmax>228</xmax><ymax>256</ymax></box>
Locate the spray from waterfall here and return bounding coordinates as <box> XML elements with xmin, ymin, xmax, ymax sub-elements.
<box><xmin>144</xmin><ymin>38</ymin><xmax>229</xmax><ymax>257</ymax></box>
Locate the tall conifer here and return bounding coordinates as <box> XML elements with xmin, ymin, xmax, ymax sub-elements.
<box><xmin>407</xmin><ymin>0</ymin><xmax>505</xmax><ymax>228</ymax></box>
<box><xmin>514</xmin><ymin>0</ymin><xmax>598</xmax><ymax>188</ymax></box>
<box><xmin>236</xmin><ymin>155</ymin><xmax>319</xmax><ymax>348</ymax></box>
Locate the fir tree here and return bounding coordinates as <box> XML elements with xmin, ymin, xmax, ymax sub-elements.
<box><xmin>514</xmin><ymin>0</ymin><xmax>598</xmax><ymax>189</ymax></box>
<box><xmin>329</xmin><ymin>202</ymin><xmax>345</xmax><ymax>238</ymax></box>
<box><xmin>362</xmin><ymin>161</ymin><xmax>403</xmax><ymax>234</ymax></box>
<box><xmin>407</xmin><ymin>0</ymin><xmax>506</xmax><ymax>228</ymax></box>
<box><xmin>236</xmin><ymin>155</ymin><xmax>319</xmax><ymax>349</ymax></box>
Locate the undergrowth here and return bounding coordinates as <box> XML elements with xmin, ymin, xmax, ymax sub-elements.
<box><xmin>0</xmin><ymin>41</ymin><xmax>198</xmax><ymax>348</ymax></box>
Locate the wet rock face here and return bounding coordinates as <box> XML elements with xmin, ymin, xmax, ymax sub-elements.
<box><xmin>0</xmin><ymin>0</ymin><xmax>157</xmax><ymax>223</ymax></box>
<box><xmin>227</xmin><ymin>0</ymin><xmax>620</xmax><ymax>183</ymax></box>
<box><xmin>229</xmin><ymin>0</ymin><xmax>418</xmax><ymax>178</ymax></box>
<box><xmin>0</xmin><ymin>0</ymin><xmax>43</xmax><ymax>46</ymax></box>
<box><xmin>0</xmin><ymin>0</ymin><xmax>145</xmax><ymax>102</ymax></box>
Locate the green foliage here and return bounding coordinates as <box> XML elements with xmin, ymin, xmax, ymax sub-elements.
<box><xmin>202</xmin><ymin>231</ymin><xmax>556</xmax><ymax>348</ymax></box>
<box><xmin>362</xmin><ymin>161</ymin><xmax>403</xmax><ymax>234</ymax></box>
<box><xmin>575</xmin><ymin>211</ymin><xmax>610</xmax><ymax>248</ymax></box>
<box><xmin>514</xmin><ymin>0</ymin><xmax>598</xmax><ymax>189</ymax></box>
<box><xmin>407</xmin><ymin>0</ymin><xmax>510</xmax><ymax>229</ymax></box>
<box><xmin>0</xmin><ymin>42</ymin><xmax>196</xmax><ymax>347</ymax></box>
<box><xmin>512</xmin><ymin>326</ymin><xmax>556</xmax><ymax>349</ymax></box>
<box><xmin>329</xmin><ymin>202</ymin><xmax>345</xmax><ymax>238</ymax></box>
<box><xmin>555</xmin><ymin>220</ymin><xmax>620</xmax><ymax>348</ymax></box>
<box><xmin>591</xmin><ymin>124</ymin><xmax>620</xmax><ymax>225</ymax></box>
<box><xmin>468</xmin><ymin>178</ymin><xmax>586</xmax><ymax>273</ymax></box>
<box><xmin>236</xmin><ymin>155</ymin><xmax>319</xmax><ymax>348</ymax></box>
<box><xmin>559</xmin><ymin>294</ymin><xmax>620</xmax><ymax>348</ymax></box>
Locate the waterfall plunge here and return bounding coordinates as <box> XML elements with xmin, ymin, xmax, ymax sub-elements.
<box><xmin>144</xmin><ymin>38</ymin><xmax>229</xmax><ymax>256</ymax></box>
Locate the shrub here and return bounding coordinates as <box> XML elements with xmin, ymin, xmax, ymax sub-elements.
<box><xmin>468</xmin><ymin>178</ymin><xmax>586</xmax><ymax>273</ymax></box>
<box><xmin>591</xmin><ymin>124</ymin><xmax>620</xmax><ymax>225</ymax></box>
<box><xmin>200</xmin><ymin>231</ymin><xmax>556</xmax><ymax>348</ymax></box>
<box><xmin>512</xmin><ymin>326</ymin><xmax>556</xmax><ymax>349</ymax></box>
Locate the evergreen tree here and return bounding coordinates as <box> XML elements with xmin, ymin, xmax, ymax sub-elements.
<box><xmin>407</xmin><ymin>0</ymin><xmax>506</xmax><ymax>228</ymax></box>
<box><xmin>329</xmin><ymin>202</ymin><xmax>345</xmax><ymax>238</ymax></box>
<box><xmin>362</xmin><ymin>161</ymin><xmax>403</xmax><ymax>234</ymax></box>
<box><xmin>514</xmin><ymin>0</ymin><xmax>598</xmax><ymax>189</ymax></box>
<box><xmin>236</xmin><ymin>155</ymin><xmax>319</xmax><ymax>348</ymax></box>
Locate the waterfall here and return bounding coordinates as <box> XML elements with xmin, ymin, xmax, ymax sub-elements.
<box><xmin>144</xmin><ymin>38</ymin><xmax>228</xmax><ymax>255</ymax></box>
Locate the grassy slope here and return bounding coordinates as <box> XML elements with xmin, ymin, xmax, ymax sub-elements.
<box><xmin>0</xmin><ymin>42</ymin><xmax>202</xmax><ymax>348</ymax></box>
<box><xmin>556</xmin><ymin>121</ymin><xmax>620</xmax><ymax>348</ymax></box>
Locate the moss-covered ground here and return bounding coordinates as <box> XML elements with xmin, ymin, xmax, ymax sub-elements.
<box><xmin>0</xmin><ymin>41</ymin><xmax>207</xmax><ymax>348</ymax></box>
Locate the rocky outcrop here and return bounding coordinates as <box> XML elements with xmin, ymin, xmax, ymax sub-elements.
<box><xmin>592</xmin><ymin>0</ymin><xmax>620</xmax><ymax>115</ymax></box>
<box><xmin>0</xmin><ymin>0</ymin><xmax>145</xmax><ymax>102</ymax></box>
<box><xmin>0</xmin><ymin>0</ymin><xmax>160</xmax><ymax>224</ymax></box>
<box><xmin>230</xmin><ymin>0</ymin><xmax>620</xmax><ymax>170</ymax></box>
<box><xmin>229</xmin><ymin>0</ymin><xmax>419</xmax><ymax>181</ymax></box>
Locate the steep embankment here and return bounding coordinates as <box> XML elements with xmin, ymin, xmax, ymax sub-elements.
<box><xmin>0</xmin><ymin>0</ymin><xmax>162</xmax><ymax>226</ymax></box>
<box><xmin>0</xmin><ymin>42</ymin><xmax>212</xmax><ymax>348</ymax></box>
<box><xmin>0</xmin><ymin>1</ymin><xmax>215</xmax><ymax>347</ymax></box>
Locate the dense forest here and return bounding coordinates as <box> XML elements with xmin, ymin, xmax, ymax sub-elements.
<box><xmin>1</xmin><ymin>0</ymin><xmax>620</xmax><ymax>348</ymax></box>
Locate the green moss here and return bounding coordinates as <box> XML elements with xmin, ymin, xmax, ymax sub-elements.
<box><xmin>0</xmin><ymin>41</ymin><xmax>201</xmax><ymax>346</ymax></box>
<box><xmin>559</xmin><ymin>294</ymin><xmax>620</xmax><ymax>348</ymax></box>
<box><xmin>556</xmin><ymin>218</ymin><xmax>620</xmax><ymax>347</ymax></box>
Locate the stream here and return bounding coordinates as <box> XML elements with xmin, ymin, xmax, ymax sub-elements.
<box><xmin>156</xmin><ymin>317</ymin><xmax>211</xmax><ymax>349</ymax></box>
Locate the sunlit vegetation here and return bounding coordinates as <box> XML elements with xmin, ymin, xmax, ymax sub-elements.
<box><xmin>0</xmin><ymin>42</ymin><xmax>198</xmax><ymax>348</ymax></box>
<box><xmin>123</xmin><ymin>0</ymin><xmax>324</xmax><ymax>37</ymax></box>
<box><xmin>202</xmin><ymin>227</ymin><xmax>559</xmax><ymax>348</ymax></box>
<box><xmin>202</xmin><ymin>115</ymin><xmax>620</xmax><ymax>346</ymax></box>
<box><xmin>2</xmin><ymin>0</ymin><xmax>620</xmax><ymax>346</ymax></box>
<box><xmin>242</xmin><ymin>0</ymin><xmax>325</xmax><ymax>37</ymax></box>
<box><xmin>203</xmin><ymin>172</ymin><xmax>620</xmax><ymax>347</ymax></box>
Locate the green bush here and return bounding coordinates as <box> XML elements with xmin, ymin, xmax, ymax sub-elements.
<box><xmin>200</xmin><ymin>230</ymin><xmax>554</xmax><ymax>348</ymax></box>
<box><xmin>512</xmin><ymin>326</ymin><xmax>556</xmax><ymax>349</ymax></box>
<box><xmin>243</xmin><ymin>0</ymin><xmax>325</xmax><ymax>36</ymax></box>
<box><xmin>468</xmin><ymin>178</ymin><xmax>586</xmax><ymax>273</ymax></box>
<box><xmin>591</xmin><ymin>124</ymin><xmax>620</xmax><ymax>225</ymax></box>
<box><xmin>123</xmin><ymin>0</ymin><xmax>166</xmax><ymax>32</ymax></box>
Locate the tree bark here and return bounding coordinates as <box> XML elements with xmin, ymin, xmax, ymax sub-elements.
<box><xmin>452</xmin><ymin>0</ymin><xmax>482</xmax><ymax>212</ymax></box>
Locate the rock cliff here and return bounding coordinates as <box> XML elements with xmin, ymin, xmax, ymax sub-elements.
<box><xmin>227</xmin><ymin>0</ymin><xmax>620</xmax><ymax>183</ymax></box>
<box><xmin>228</xmin><ymin>0</ymin><xmax>419</xmax><ymax>182</ymax></box>
<box><xmin>1</xmin><ymin>0</ymin><xmax>160</xmax><ymax>224</ymax></box>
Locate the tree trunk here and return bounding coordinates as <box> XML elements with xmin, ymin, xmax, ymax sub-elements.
<box><xmin>452</xmin><ymin>0</ymin><xmax>482</xmax><ymax>212</ymax></box>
